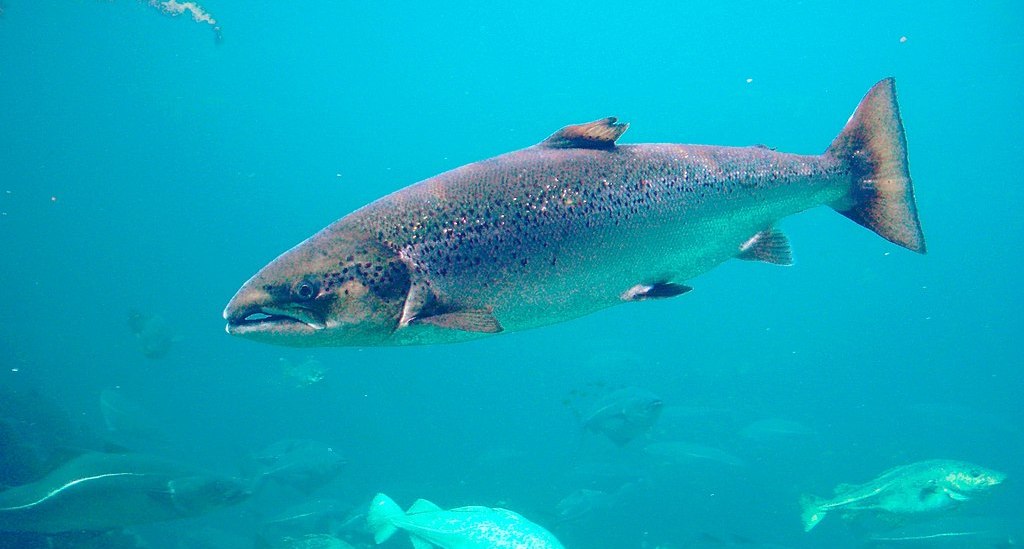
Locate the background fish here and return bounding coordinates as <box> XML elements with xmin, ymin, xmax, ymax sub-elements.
<box><xmin>800</xmin><ymin>459</ymin><xmax>1005</xmax><ymax>532</ymax></box>
<box><xmin>0</xmin><ymin>452</ymin><xmax>250</xmax><ymax>533</ymax></box>
<box><xmin>223</xmin><ymin>79</ymin><xmax>925</xmax><ymax>347</ymax></box>
<box><xmin>249</xmin><ymin>439</ymin><xmax>347</xmax><ymax>496</ymax></box>
<box><xmin>366</xmin><ymin>492</ymin><xmax>565</xmax><ymax>548</ymax></box>
<box><xmin>578</xmin><ymin>386</ymin><xmax>664</xmax><ymax>446</ymax></box>
<box><xmin>127</xmin><ymin>309</ymin><xmax>174</xmax><ymax>359</ymax></box>
<box><xmin>643</xmin><ymin>441</ymin><xmax>747</xmax><ymax>468</ymax></box>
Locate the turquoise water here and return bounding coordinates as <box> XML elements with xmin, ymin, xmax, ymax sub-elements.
<box><xmin>1</xmin><ymin>2</ymin><xmax>1021</xmax><ymax>547</ymax></box>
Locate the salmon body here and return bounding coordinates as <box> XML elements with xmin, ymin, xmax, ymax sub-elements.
<box><xmin>223</xmin><ymin>79</ymin><xmax>924</xmax><ymax>346</ymax></box>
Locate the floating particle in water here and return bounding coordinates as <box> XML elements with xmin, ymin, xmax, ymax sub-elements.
<box><xmin>143</xmin><ymin>0</ymin><xmax>221</xmax><ymax>42</ymax></box>
<box><xmin>148</xmin><ymin>0</ymin><xmax>216</xmax><ymax>24</ymax></box>
<box><xmin>900</xmin><ymin>36</ymin><xmax>908</xmax><ymax>43</ymax></box>
<box><xmin>746</xmin><ymin>78</ymin><xmax>754</xmax><ymax>84</ymax></box>
<box><xmin>50</xmin><ymin>196</ymin><xmax>57</xmax><ymax>202</ymax></box>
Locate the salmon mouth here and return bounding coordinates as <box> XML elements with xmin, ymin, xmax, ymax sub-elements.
<box><xmin>224</xmin><ymin>306</ymin><xmax>326</xmax><ymax>335</ymax></box>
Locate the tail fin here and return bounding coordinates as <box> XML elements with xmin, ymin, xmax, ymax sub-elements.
<box><xmin>799</xmin><ymin>494</ymin><xmax>827</xmax><ymax>532</ymax></box>
<box><xmin>367</xmin><ymin>492</ymin><xmax>404</xmax><ymax>544</ymax></box>
<box><xmin>826</xmin><ymin>78</ymin><xmax>926</xmax><ymax>253</ymax></box>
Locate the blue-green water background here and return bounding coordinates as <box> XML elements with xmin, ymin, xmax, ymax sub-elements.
<box><xmin>1</xmin><ymin>2</ymin><xmax>1022</xmax><ymax>547</ymax></box>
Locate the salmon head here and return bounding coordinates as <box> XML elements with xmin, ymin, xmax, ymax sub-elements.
<box><xmin>222</xmin><ymin>225</ymin><xmax>412</xmax><ymax>346</ymax></box>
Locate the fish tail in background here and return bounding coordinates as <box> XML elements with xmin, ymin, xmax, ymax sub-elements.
<box><xmin>825</xmin><ymin>78</ymin><xmax>926</xmax><ymax>253</ymax></box>
<box><xmin>367</xmin><ymin>493</ymin><xmax>403</xmax><ymax>544</ymax></box>
<box><xmin>799</xmin><ymin>493</ymin><xmax>827</xmax><ymax>532</ymax></box>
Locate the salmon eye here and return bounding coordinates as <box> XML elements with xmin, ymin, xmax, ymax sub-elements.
<box><xmin>292</xmin><ymin>278</ymin><xmax>319</xmax><ymax>301</ymax></box>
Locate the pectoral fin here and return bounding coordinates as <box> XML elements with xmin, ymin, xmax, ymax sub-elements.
<box><xmin>398</xmin><ymin>280</ymin><xmax>502</xmax><ymax>333</ymax></box>
<box><xmin>621</xmin><ymin>282</ymin><xmax>692</xmax><ymax>301</ymax></box>
<box><xmin>398</xmin><ymin>279</ymin><xmax>436</xmax><ymax>329</ymax></box>
<box><xmin>945</xmin><ymin>489</ymin><xmax>970</xmax><ymax>502</ymax></box>
<box><xmin>738</xmin><ymin>228</ymin><xmax>793</xmax><ymax>266</ymax></box>
<box><xmin>414</xmin><ymin>309</ymin><xmax>503</xmax><ymax>333</ymax></box>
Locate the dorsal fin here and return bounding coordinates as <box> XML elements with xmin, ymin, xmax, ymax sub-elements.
<box><xmin>407</xmin><ymin>498</ymin><xmax>443</xmax><ymax>514</ymax></box>
<box><xmin>541</xmin><ymin>117</ymin><xmax>628</xmax><ymax>150</ymax></box>
<box><xmin>738</xmin><ymin>228</ymin><xmax>793</xmax><ymax>266</ymax></box>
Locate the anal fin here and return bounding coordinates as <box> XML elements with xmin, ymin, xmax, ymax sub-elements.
<box><xmin>621</xmin><ymin>282</ymin><xmax>692</xmax><ymax>301</ymax></box>
<box><xmin>738</xmin><ymin>228</ymin><xmax>793</xmax><ymax>266</ymax></box>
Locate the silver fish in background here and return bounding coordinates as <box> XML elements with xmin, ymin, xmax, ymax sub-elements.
<box><xmin>579</xmin><ymin>386</ymin><xmax>664</xmax><ymax>446</ymax></box>
<box><xmin>224</xmin><ymin>78</ymin><xmax>924</xmax><ymax>346</ymax></box>
<box><xmin>248</xmin><ymin>439</ymin><xmax>347</xmax><ymax>495</ymax></box>
<box><xmin>643</xmin><ymin>441</ymin><xmax>747</xmax><ymax>468</ymax></box>
<box><xmin>0</xmin><ymin>452</ymin><xmax>250</xmax><ymax>533</ymax></box>
<box><xmin>864</xmin><ymin>514</ymin><xmax>1022</xmax><ymax>547</ymax></box>
<box><xmin>800</xmin><ymin>459</ymin><xmax>1005</xmax><ymax>532</ymax></box>
<box><xmin>127</xmin><ymin>308</ymin><xmax>174</xmax><ymax>359</ymax></box>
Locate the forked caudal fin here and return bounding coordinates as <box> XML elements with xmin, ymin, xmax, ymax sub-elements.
<box><xmin>367</xmin><ymin>493</ymin><xmax>404</xmax><ymax>544</ymax></box>
<box><xmin>826</xmin><ymin>78</ymin><xmax>926</xmax><ymax>253</ymax></box>
<box><xmin>799</xmin><ymin>494</ymin><xmax>827</xmax><ymax>532</ymax></box>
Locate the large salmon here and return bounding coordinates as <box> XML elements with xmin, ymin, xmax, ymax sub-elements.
<box><xmin>224</xmin><ymin>78</ymin><xmax>924</xmax><ymax>346</ymax></box>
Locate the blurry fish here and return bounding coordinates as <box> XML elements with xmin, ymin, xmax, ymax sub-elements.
<box><xmin>643</xmin><ymin>441</ymin><xmax>746</xmax><ymax>468</ymax></box>
<box><xmin>681</xmin><ymin>532</ymin><xmax>796</xmax><ymax>548</ymax></box>
<box><xmin>557</xmin><ymin>489</ymin><xmax>610</xmax><ymax>522</ymax></box>
<box><xmin>863</xmin><ymin>514</ymin><xmax>1022</xmax><ymax>547</ymax></box>
<box><xmin>0</xmin><ymin>452</ymin><xmax>250</xmax><ymax>533</ymax></box>
<box><xmin>250</xmin><ymin>439</ymin><xmax>346</xmax><ymax>495</ymax></box>
<box><xmin>800</xmin><ymin>459</ymin><xmax>1005</xmax><ymax>532</ymax></box>
<box><xmin>99</xmin><ymin>388</ymin><xmax>164</xmax><ymax>449</ymax></box>
<box><xmin>738</xmin><ymin>418</ymin><xmax>816</xmax><ymax>441</ymax></box>
<box><xmin>553</xmin><ymin>488</ymin><xmax>615</xmax><ymax>524</ymax></box>
<box><xmin>579</xmin><ymin>386</ymin><xmax>663</xmax><ymax>446</ymax></box>
<box><xmin>367</xmin><ymin>493</ymin><xmax>565</xmax><ymax>548</ymax></box>
<box><xmin>258</xmin><ymin>498</ymin><xmax>350</xmax><ymax>546</ymax></box>
<box><xmin>177</xmin><ymin>526</ymin><xmax>254</xmax><ymax>549</ymax></box>
<box><xmin>268</xmin><ymin>533</ymin><xmax>357</xmax><ymax>549</ymax></box>
<box><xmin>563</xmin><ymin>460</ymin><xmax>644</xmax><ymax>492</ymax></box>
<box><xmin>333</xmin><ymin>499</ymin><xmax>375</xmax><ymax>545</ymax></box>
<box><xmin>653</xmin><ymin>404</ymin><xmax>742</xmax><ymax>442</ymax></box>
<box><xmin>223</xmin><ymin>79</ymin><xmax>925</xmax><ymax>347</ymax></box>
<box><xmin>277</xmin><ymin>356</ymin><xmax>329</xmax><ymax>388</ymax></box>
<box><xmin>127</xmin><ymin>308</ymin><xmax>174</xmax><ymax>359</ymax></box>
<box><xmin>0</xmin><ymin>384</ymin><xmax>88</xmax><ymax>487</ymax></box>
<box><xmin>24</xmin><ymin>529</ymin><xmax>149</xmax><ymax>549</ymax></box>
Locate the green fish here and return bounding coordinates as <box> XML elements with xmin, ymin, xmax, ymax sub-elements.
<box><xmin>800</xmin><ymin>459</ymin><xmax>1005</xmax><ymax>532</ymax></box>
<box><xmin>366</xmin><ymin>493</ymin><xmax>564</xmax><ymax>549</ymax></box>
<box><xmin>0</xmin><ymin>452</ymin><xmax>250</xmax><ymax>533</ymax></box>
<box><xmin>224</xmin><ymin>78</ymin><xmax>924</xmax><ymax>346</ymax></box>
